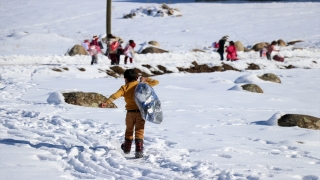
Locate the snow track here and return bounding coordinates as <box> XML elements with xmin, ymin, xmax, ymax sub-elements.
<box><xmin>0</xmin><ymin>106</ymin><xmax>224</xmax><ymax>179</ymax></box>
<box><xmin>0</xmin><ymin>56</ymin><xmax>319</xmax><ymax>179</ymax></box>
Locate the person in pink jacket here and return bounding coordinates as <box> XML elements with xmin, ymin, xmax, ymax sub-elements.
<box><xmin>88</xmin><ymin>36</ymin><xmax>102</xmax><ymax>65</ymax></box>
<box><xmin>266</xmin><ymin>41</ymin><xmax>279</xmax><ymax>60</ymax></box>
<box><xmin>226</xmin><ymin>41</ymin><xmax>238</xmax><ymax>61</ymax></box>
<box><xmin>124</xmin><ymin>40</ymin><xmax>136</xmax><ymax>64</ymax></box>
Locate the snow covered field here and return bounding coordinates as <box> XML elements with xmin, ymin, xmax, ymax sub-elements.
<box><xmin>0</xmin><ymin>0</ymin><xmax>319</xmax><ymax>179</ymax></box>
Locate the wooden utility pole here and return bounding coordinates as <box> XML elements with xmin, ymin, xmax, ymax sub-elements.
<box><xmin>106</xmin><ymin>0</ymin><xmax>111</xmax><ymax>35</ymax></box>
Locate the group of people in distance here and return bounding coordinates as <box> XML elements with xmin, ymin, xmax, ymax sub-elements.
<box><xmin>214</xmin><ymin>35</ymin><xmax>239</xmax><ymax>61</ymax></box>
<box><xmin>214</xmin><ymin>35</ymin><xmax>282</xmax><ymax>62</ymax></box>
<box><xmin>83</xmin><ymin>34</ymin><xmax>283</xmax><ymax>65</ymax></box>
<box><xmin>82</xmin><ymin>34</ymin><xmax>136</xmax><ymax>65</ymax></box>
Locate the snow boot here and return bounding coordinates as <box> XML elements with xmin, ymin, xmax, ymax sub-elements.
<box><xmin>135</xmin><ymin>139</ymin><xmax>144</xmax><ymax>158</ymax></box>
<box><xmin>121</xmin><ymin>139</ymin><xmax>133</xmax><ymax>154</ymax></box>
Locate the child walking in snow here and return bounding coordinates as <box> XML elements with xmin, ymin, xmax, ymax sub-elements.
<box><xmin>124</xmin><ymin>40</ymin><xmax>136</xmax><ymax>64</ymax></box>
<box><xmin>89</xmin><ymin>35</ymin><xmax>103</xmax><ymax>65</ymax></box>
<box><xmin>99</xmin><ymin>69</ymin><xmax>159</xmax><ymax>158</ymax></box>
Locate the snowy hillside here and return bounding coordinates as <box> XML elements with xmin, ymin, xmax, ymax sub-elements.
<box><xmin>0</xmin><ymin>0</ymin><xmax>319</xmax><ymax>180</ymax></box>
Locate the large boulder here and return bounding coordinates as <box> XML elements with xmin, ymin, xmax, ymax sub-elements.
<box><xmin>140</xmin><ymin>47</ymin><xmax>168</xmax><ymax>54</ymax></box>
<box><xmin>278</xmin><ymin>114</ymin><xmax>320</xmax><ymax>130</ymax></box>
<box><xmin>62</xmin><ymin>92</ymin><xmax>117</xmax><ymax>108</ymax></box>
<box><xmin>222</xmin><ymin>63</ymin><xmax>239</xmax><ymax>71</ymax></box>
<box><xmin>68</xmin><ymin>44</ymin><xmax>88</xmax><ymax>56</ymax></box>
<box><xmin>251</xmin><ymin>42</ymin><xmax>269</xmax><ymax>52</ymax></box>
<box><xmin>234</xmin><ymin>41</ymin><xmax>245</xmax><ymax>52</ymax></box>
<box><xmin>241</xmin><ymin>84</ymin><xmax>263</xmax><ymax>93</ymax></box>
<box><xmin>148</xmin><ymin>41</ymin><xmax>160</xmax><ymax>47</ymax></box>
<box><xmin>258</xmin><ymin>73</ymin><xmax>281</xmax><ymax>83</ymax></box>
<box><xmin>277</xmin><ymin>39</ymin><xmax>287</xmax><ymax>47</ymax></box>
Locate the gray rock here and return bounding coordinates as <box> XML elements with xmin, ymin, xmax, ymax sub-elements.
<box><xmin>241</xmin><ymin>84</ymin><xmax>263</xmax><ymax>93</ymax></box>
<box><xmin>251</xmin><ymin>42</ymin><xmax>269</xmax><ymax>52</ymax></box>
<box><xmin>68</xmin><ymin>44</ymin><xmax>88</xmax><ymax>56</ymax></box>
<box><xmin>148</xmin><ymin>41</ymin><xmax>160</xmax><ymax>47</ymax></box>
<box><xmin>63</xmin><ymin>92</ymin><xmax>117</xmax><ymax>108</ymax></box>
<box><xmin>258</xmin><ymin>73</ymin><xmax>281</xmax><ymax>83</ymax></box>
<box><xmin>246</xmin><ymin>63</ymin><xmax>260</xmax><ymax>70</ymax></box>
<box><xmin>234</xmin><ymin>41</ymin><xmax>244</xmax><ymax>52</ymax></box>
<box><xmin>278</xmin><ymin>114</ymin><xmax>320</xmax><ymax>130</ymax></box>
<box><xmin>277</xmin><ymin>39</ymin><xmax>287</xmax><ymax>47</ymax></box>
<box><xmin>140</xmin><ymin>47</ymin><xmax>168</xmax><ymax>54</ymax></box>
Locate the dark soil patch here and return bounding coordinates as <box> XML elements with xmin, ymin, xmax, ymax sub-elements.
<box><xmin>142</xmin><ymin>64</ymin><xmax>164</xmax><ymax>75</ymax></box>
<box><xmin>97</xmin><ymin>61</ymin><xmax>297</xmax><ymax>78</ymax></box>
<box><xmin>106</xmin><ymin>70</ymin><xmax>118</xmax><ymax>78</ymax></box>
<box><xmin>134</xmin><ymin>68</ymin><xmax>151</xmax><ymax>77</ymax></box>
<box><xmin>246</xmin><ymin>63</ymin><xmax>260</xmax><ymax>70</ymax></box>
<box><xmin>157</xmin><ymin>65</ymin><xmax>173</xmax><ymax>73</ymax></box>
<box><xmin>286</xmin><ymin>65</ymin><xmax>295</xmax><ymax>69</ymax></box>
<box><xmin>52</xmin><ymin>68</ymin><xmax>62</xmax><ymax>72</ymax></box>
<box><xmin>110</xmin><ymin>66</ymin><xmax>125</xmax><ymax>75</ymax></box>
<box><xmin>177</xmin><ymin>61</ymin><xmax>239</xmax><ymax>73</ymax></box>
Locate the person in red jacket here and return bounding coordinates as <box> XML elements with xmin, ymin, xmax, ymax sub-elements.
<box><xmin>107</xmin><ymin>34</ymin><xmax>119</xmax><ymax>65</ymax></box>
<box><xmin>226</xmin><ymin>41</ymin><xmax>238</xmax><ymax>61</ymax></box>
<box><xmin>124</xmin><ymin>40</ymin><xmax>136</xmax><ymax>64</ymax></box>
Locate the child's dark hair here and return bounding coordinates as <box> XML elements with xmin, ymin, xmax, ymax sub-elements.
<box><xmin>124</xmin><ymin>69</ymin><xmax>138</xmax><ymax>82</ymax></box>
<box><xmin>229</xmin><ymin>41</ymin><xmax>234</xmax><ymax>45</ymax></box>
<box><xmin>129</xmin><ymin>40</ymin><xmax>134</xmax><ymax>43</ymax></box>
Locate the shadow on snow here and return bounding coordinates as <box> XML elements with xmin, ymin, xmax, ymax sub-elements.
<box><xmin>0</xmin><ymin>138</ymin><xmax>109</xmax><ymax>152</ymax></box>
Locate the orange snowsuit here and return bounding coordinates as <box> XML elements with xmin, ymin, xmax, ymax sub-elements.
<box><xmin>106</xmin><ymin>78</ymin><xmax>159</xmax><ymax>140</ymax></box>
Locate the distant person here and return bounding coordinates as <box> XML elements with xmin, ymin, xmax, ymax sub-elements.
<box><xmin>116</xmin><ymin>39</ymin><xmax>124</xmax><ymax>65</ymax></box>
<box><xmin>226</xmin><ymin>41</ymin><xmax>238</xmax><ymax>61</ymax></box>
<box><xmin>99</xmin><ymin>69</ymin><xmax>159</xmax><ymax>158</ymax></box>
<box><xmin>81</xmin><ymin>39</ymin><xmax>90</xmax><ymax>52</ymax></box>
<box><xmin>89</xmin><ymin>35</ymin><xmax>102</xmax><ymax>65</ymax></box>
<box><xmin>266</xmin><ymin>41</ymin><xmax>279</xmax><ymax>60</ymax></box>
<box><xmin>260</xmin><ymin>45</ymin><xmax>267</xmax><ymax>57</ymax></box>
<box><xmin>124</xmin><ymin>40</ymin><xmax>136</xmax><ymax>64</ymax></box>
<box><xmin>106</xmin><ymin>34</ymin><xmax>119</xmax><ymax>65</ymax></box>
<box><xmin>217</xmin><ymin>35</ymin><xmax>228</xmax><ymax>60</ymax></box>
<box><xmin>212</xmin><ymin>41</ymin><xmax>219</xmax><ymax>52</ymax></box>
<box><xmin>90</xmin><ymin>35</ymin><xmax>104</xmax><ymax>51</ymax></box>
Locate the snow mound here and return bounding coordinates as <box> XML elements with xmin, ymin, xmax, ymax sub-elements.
<box><xmin>7</xmin><ymin>31</ymin><xmax>29</xmax><ymax>38</ymax></box>
<box><xmin>266</xmin><ymin>111</ymin><xmax>284</xmax><ymax>126</ymax></box>
<box><xmin>228</xmin><ymin>84</ymin><xmax>243</xmax><ymax>91</ymax></box>
<box><xmin>47</xmin><ymin>91</ymin><xmax>65</xmax><ymax>105</ymax></box>
<box><xmin>234</xmin><ymin>74</ymin><xmax>264</xmax><ymax>84</ymax></box>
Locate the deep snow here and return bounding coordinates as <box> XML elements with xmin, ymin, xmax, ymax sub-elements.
<box><xmin>0</xmin><ymin>0</ymin><xmax>319</xmax><ymax>180</ymax></box>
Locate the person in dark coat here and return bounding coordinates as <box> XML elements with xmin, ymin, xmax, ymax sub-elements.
<box><xmin>217</xmin><ymin>35</ymin><xmax>228</xmax><ymax>61</ymax></box>
<box><xmin>116</xmin><ymin>40</ymin><xmax>124</xmax><ymax>65</ymax></box>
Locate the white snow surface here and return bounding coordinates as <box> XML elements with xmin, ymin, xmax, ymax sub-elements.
<box><xmin>0</xmin><ymin>0</ymin><xmax>320</xmax><ymax>180</ymax></box>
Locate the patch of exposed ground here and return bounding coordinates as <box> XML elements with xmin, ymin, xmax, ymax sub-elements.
<box><xmin>51</xmin><ymin>61</ymin><xmax>299</xmax><ymax>78</ymax></box>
